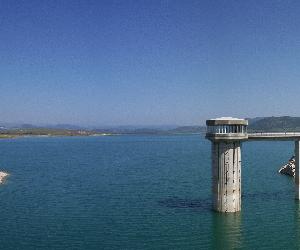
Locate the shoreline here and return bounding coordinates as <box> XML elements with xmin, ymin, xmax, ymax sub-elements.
<box><xmin>0</xmin><ymin>133</ymin><xmax>203</xmax><ymax>139</ymax></box>
<box><xmin>0</xmin><ymin>133</ymin><xmax>114</xmax><ymax>139</ymax></box>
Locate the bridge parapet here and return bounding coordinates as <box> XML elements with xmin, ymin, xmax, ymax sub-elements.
<box><xmin>248</xmin><ymin>132</ymin><xmax>300</xmax><ymax>141</ymax></box>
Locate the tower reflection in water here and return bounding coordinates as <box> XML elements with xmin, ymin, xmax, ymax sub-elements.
<box><xmin>212</xmin><ymin>212</ymin><xmax>243</xmax><ymax>249</ymax></box>
<box><xmin>294</xmin><ymin>201</ymin><xmax>300</xmax><ymax>248</ymax></box>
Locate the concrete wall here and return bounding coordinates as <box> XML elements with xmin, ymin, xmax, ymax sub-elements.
<box><xmin>212</xmin><ymin>141</ymin><xmax>241</xmax><ymax>212</ymax></box>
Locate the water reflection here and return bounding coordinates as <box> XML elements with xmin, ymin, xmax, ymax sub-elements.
<box><xmin>212</xmin><ymin>212</ymin><xmax>243</xmax><ymax>249</ymax></box>
<box><xmin>294</xmin><ymin>201</ymin><xmax>300</xmax><ymax>248</ymax></box>
<box><xmin>158</xmin><ymin>197</ymin><xmax>211</xmax><ymax>212</ymax></box>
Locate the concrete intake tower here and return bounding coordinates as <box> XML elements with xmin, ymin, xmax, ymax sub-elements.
<box><xmin>206</xmin><ymin>117</ymin><xmax>248</xmax><ymax>213</ymax></box>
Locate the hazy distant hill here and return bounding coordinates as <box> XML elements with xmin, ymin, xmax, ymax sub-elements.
<box><xmin>169</xmin><ymin>126</ymin><xmax>206</xmax><ymax>134</ymax></box>
<box><xmin>246</xmin><ymin>117</ymin><xmax>265</xmax><ymax>125</ymax></box>
<box><xmin>2</xmin><ymin>116</ymin><xmax>300</xmax><ymax>135</ymax></box>
<box><xmin>46</xmin><ymin>124</ymin><xmax>84</xmax><ymax>130</ymax></box>
<box><xmin>248</xmin><ymin>116</ymin><xmax>300</xmax><ymax>132</ymax></box>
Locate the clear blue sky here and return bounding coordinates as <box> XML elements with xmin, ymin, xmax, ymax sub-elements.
<box><xmin>1</xmin><ymin>0</ymin><xmax>300</xmax><ymax>126</ymax></box>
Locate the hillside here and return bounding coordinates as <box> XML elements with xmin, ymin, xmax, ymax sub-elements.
<box><xmin>248</xmin><ymin>116</ymin><xmax>300</xmax><ymax>132</ymax></box>
<box><xmin>169</xmin><ymin>126</ymin><xmax>206</xmax><ymax>134</ymax></box>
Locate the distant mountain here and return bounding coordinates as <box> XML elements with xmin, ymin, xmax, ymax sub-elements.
<box><xmin>20</xmin><ymin>124</ymin><xmax>39</xmax><ymax>129</ymax></box>
<box><xmin>248</xmin><ymin>116</ymin><xmax>300</xmax><ymax>132</ymax></box>
<box><xmin>4</xmin><ymin>117</ymin><xmax>300</xmax><ymax>135</ymax></box>
<box><xmin>0</xmin><ymin>122</ymin><xmax>26</xmax><ymax>129</ymax></box>
<box><xmin>93</xmin><ymin>125</ymin><xmax>205</xmax><ymax>135</ymax></box>
<box><xmin>98</xmin><ymin>125</ymin><xmax>177</xmax><ymax>130</ymax></box>
<box><xmin>46</xmin><ymin>124</ymin><xmax>85</xmax><ymax>130</ymax></box>
<box><xmin>246</xmin><ymin>117</ymin><xmax>265</xmax><ymax>125</ymax></box>
<box><xmin>169</xmin><ymin>126</ymin><xmax>206</xmax><ymax>134</ymax></box>
<box><xmin>93</xmin><ymin>128</ymin><xmax>170</xmax><ymax>135</ymax></box>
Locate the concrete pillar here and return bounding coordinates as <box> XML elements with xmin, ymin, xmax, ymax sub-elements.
<box><xmin>295</xmin><ymin>140</ymin><xmax>300</xmax><ymax>200</ymax></box>
<box><xmin>206</xmin><ymin>117</ymin><xmax>248</xmax><ymax>213</ymax></box>
<box><xmin>212</xmin><ymin>141</ymin><xmax>242</xmax><ymax>212</ymax></box>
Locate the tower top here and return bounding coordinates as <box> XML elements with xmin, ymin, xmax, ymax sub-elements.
<box><xmin>206</xmin><ymin>117</ymin><xmax>248</xmax><ymax>126</ymax></box>
<box><xmin>206</xmin><ymin>117</ymin><xmax>248</xmax><ymax>141</ymax></box>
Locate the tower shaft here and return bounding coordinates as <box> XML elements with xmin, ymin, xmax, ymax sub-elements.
<box><xmin>212</xmin><ymin>141</ymin><xmax>241</xmax><ymax>212</ymax></box>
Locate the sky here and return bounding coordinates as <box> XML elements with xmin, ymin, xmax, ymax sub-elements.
<box><xmin>1</xmin><ymin>0</ymin><xmax>300</xmax><ymax>126</ymax></box>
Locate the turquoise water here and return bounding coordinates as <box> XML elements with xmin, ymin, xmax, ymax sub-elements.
<box><xmin>0</xmin><ymin>135</ymin><xmax>299</xmax><ymax>249</ymax></box>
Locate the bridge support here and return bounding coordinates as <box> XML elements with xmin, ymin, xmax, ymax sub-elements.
<box><xmin>295</xmin><ymin>141</ymin><xmax>300</xmax><ymax>200</ymax></box>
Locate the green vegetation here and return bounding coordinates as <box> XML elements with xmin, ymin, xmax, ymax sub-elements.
<box><xmin>0</xmin><ymin>134</ymin><xmax>16</xmax><ymax>139</ymax></box>
<box><xmin>248</xmin><ymin>116</ymin><xmax>300</xmax><ymax>132</ymax></box>
<box><xmin>0</xmin><ymin>128</ymin><xmax>110</xmax><ymax>138</ymax></box>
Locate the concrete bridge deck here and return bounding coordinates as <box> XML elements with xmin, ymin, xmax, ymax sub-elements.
<box><xmin>248</xmin><ymin>132</ymin><xmax>300</xmax><ymax>141</ymax></box>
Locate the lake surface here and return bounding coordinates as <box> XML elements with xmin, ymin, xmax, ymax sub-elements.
<box><xmin>0</xmin><ymin>135</ymin><xmax>299</xmax><ymax>249</ymax></box>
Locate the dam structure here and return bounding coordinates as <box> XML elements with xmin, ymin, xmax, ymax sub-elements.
<box><xmin>206</xmin><ymin>117</ymin><xmax>300</xmax><ymax>213</ymax></box>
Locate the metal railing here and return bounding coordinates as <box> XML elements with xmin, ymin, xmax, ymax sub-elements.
<box><xmin>248</xmin><ymin>132</ymin><xmax>300</xmax><ymax>137</ymax></box>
